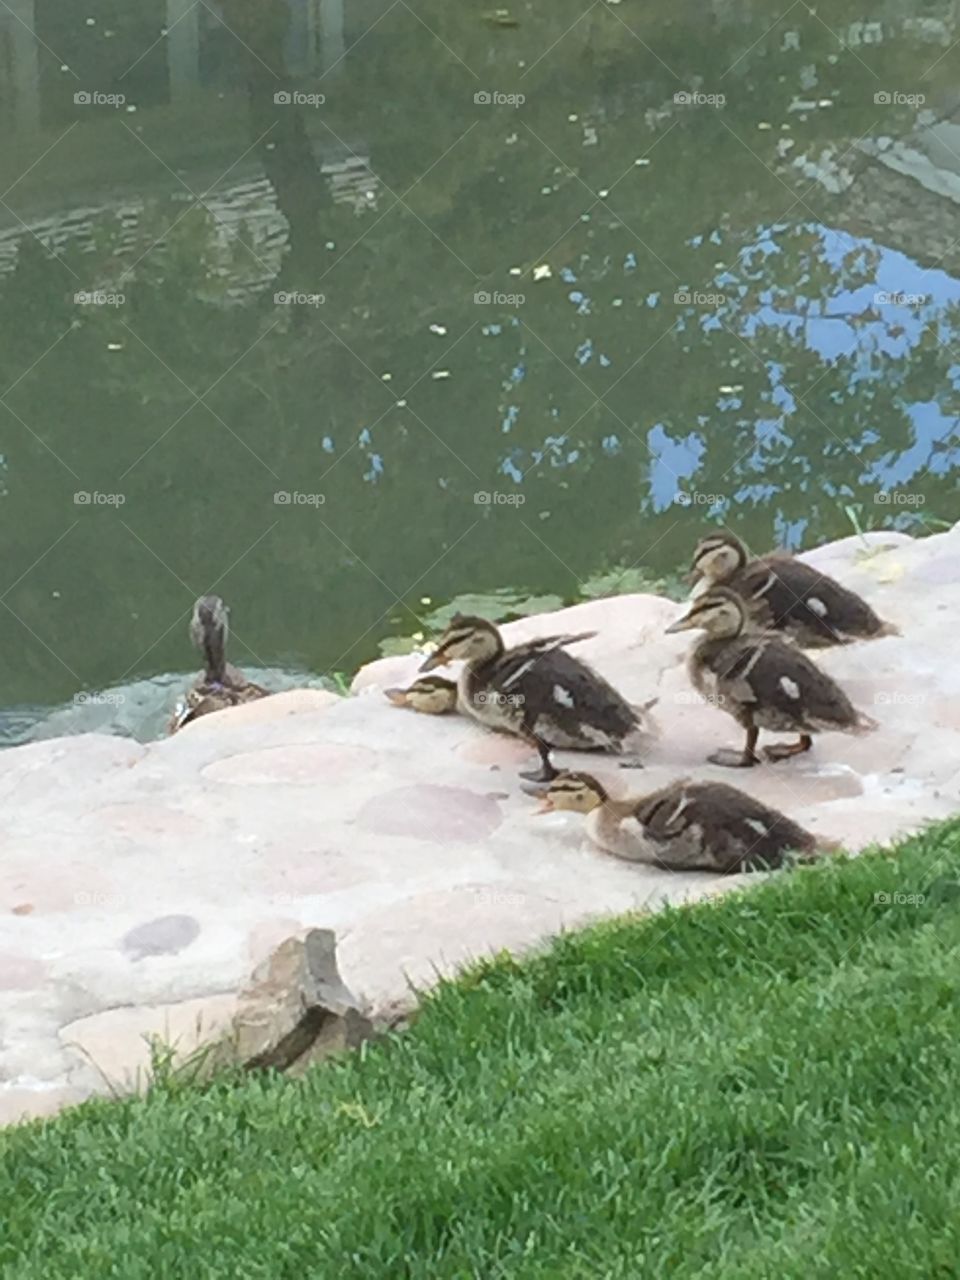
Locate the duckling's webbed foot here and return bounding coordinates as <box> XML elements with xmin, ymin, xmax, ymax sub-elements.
<box><xmin>763</xmin><ymin>734</ymin><xmax>813</xmax><ymax>762</ymax></box>
<box><xmin>708</xmin><ymin>747</ymin><xmax>760</xmax><ymax>768</ymax></box>
<box><xmin>616</xmin><ymin>754</ymin><xmax>645</xmax><ymax>770</ymax></box>
<box><xmin>709</xmin><ymin>726</ymin><xmax>759</xmax><ymax>768</ymax></box>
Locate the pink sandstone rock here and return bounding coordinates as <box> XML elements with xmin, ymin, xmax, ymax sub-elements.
<box><xmin>179</xmin><ymin>688</ymin><xmax>341</xmax><ymax>731</ymax></box>
<box><xmin>2</xmin><ymin>523</ymin><xmax>960</xmax><ymax>1124</ymax></box>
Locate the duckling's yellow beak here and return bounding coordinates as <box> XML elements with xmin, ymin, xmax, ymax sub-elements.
<box><xmin>384</xmin><ymin>688</ymin><xmax>411</xmax><ymax>707</ymax></box>
<box><xmin>532</xmin><ymin>796</ymin><xmax>556</xmax><ymax>815</ymax></box>
<box><xmin>665</xmin><ymin>610</ymin><xmax>697</xmax><ymax>634</ymax></box>
<box><xmin>418</xmin><ymin>648</ymin><xmax>446</xmax><ymax>673</ymax></box>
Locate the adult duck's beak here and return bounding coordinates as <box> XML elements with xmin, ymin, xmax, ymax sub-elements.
<box><xmin>664</xmin><ymin>609</ymin><xmax>697</xmax><ymax>635</ymax></box>
<box><xmin>383</xmin><ymin>687</ymin><xmax>410</xmax><ymax>707</ymax></box>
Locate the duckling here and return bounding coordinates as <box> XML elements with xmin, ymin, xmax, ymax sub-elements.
<box><xmin>419</xmin><ymin>614</ymin><xmax>649</xmax><ymax>780</ymax></box>
<box><xmin>384</xmin><ymin>675</ymin><xmax>459</xmax><ymax>715</ymax></box>
<box><xmin>665</xmin><ymin>586</ymin><xmax>876</xmax><ymax>767</ymax></box>
<box><xmin>689</xmin><ymin>531</ymin><xmax>897</xmax><ymax>647</ymax></box>
<box><xmin>533</xmin><ymin>770</ymin><xmax>831</xmax><ymax>871</ymax></box>
<box><xmin>169</xmin><ymin>595</ymin><xmax>268</xmax><ymax>732</ymax></box>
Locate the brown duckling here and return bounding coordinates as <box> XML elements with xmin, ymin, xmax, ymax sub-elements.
<box><xmin>169</xmin><ymin>595</ymin><xmax>268</xmax><ymax>732</ymax></box>
<box><xmin>533</xmin><ymin>770</ymin><xmax>832</xmax><ymax>871</ymax></box>
<box><xmin>665</xmin><ymin>586</ymin><xmax>876</xmax><ymax>767</ymax></box>
<box><xmin>384</xmin><ymin>675</ymin><xmax>459</xmax><ymax>715</ymax></box>
<box><xmin>419</xmin><ymin>614</ymin><xmax>650</xmax><ymax>781</ymax></box>
<box><xmin>689</xmin><ymin>531</ymin><xmax>897</xmax><ymax>647</ymax></box>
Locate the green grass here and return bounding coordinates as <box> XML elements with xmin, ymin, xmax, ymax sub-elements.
<box><xmin>4</xmin><ymin>824</ymin><xmax>960</xmax><ymax>1278</ymax></box>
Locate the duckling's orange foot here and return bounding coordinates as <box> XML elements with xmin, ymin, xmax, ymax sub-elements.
<box><xmin>708</xmin><ymin>747</ymin><xmax>760</xmax><ymax>768</ymax></box>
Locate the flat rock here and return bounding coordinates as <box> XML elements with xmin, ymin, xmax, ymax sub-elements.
<box><xmin>2</xmin><ymin>523</ymin><xmax>960</xmax><ymax>1123</ymax></box>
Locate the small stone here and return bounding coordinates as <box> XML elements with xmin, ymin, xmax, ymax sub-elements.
<box><xmin>234</xmin><ymin>929</ymin><xmax>373</xmax><ymax>1074</ymax></box>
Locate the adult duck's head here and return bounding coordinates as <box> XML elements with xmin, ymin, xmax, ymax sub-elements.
<box><xmin>384</xmin><ymin>675</ymin><xmax>458</xmax><ymax>714</ymax></box>
<box><xmin>418</xmin><ymin>614</ymin><xmax>502</xmax><ymax>671</ymax></box>
<box><xmin>687</xmin><ymin>532</ymin><xmax>748</xmax><ymax>586</ymax></box>
<box><xmin>665</xmin><ymin>586</ymin><xmax>749</xmax><ymax>640</ymax></box>
<box><xmin>189</xmin><ymin>594</ymin><xmax>229</xmax><ymax>683</ymax></box>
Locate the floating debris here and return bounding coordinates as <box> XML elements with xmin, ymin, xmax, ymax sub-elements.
<box><xmin>428</xmin><ymin>323</ymin><xmax>448</xmax><ymax>336</ymax></box>
<box><xmin>533</xmin><ymin>264</ymin><xmax>552</xmax><ymax>281</ymax></box>
<box><xmin>431</xmin><ymin>370</ymin><xmax>451</xmax><ymax>380</ymax></box>
<box><xmin>481</xmin><ymin>9</ymin><xmax>519</xmax><ymax>27</ymax></box>
<box><xmin>381</xmin><ymin>372</ymin><xmax>392</xmax><ymax>381</ymax></box>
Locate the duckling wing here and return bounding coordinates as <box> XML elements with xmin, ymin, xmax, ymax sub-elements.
<box><xmin>636</xmin><ymin>781</ymin><xmax>816</xmax><ymax>871</ymax></box>
<box><xmin>717</xmin><ymin>637</ymin><xmax>859</xmax><ymax>729</ymax></box>
<box><xmin>502</xmin><ymin>648</ymin><xmax>638</xmax><ymax>747</ymax></box>
<box><xmin>686</xmin><ymin>782</ymin><xmax>818</xmax><ymax>869</ymax></box>
<box><xmin>747</xmin><ymin>558</ymin><xmax>886</xmax><ymax>644</ymax></box>
<box><xmin>497</xmin><ymin>631</ymin><xmax>598</xmax><ymax>690</ymax></box>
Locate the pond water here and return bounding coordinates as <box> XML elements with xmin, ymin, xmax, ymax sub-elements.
<box><xmin>0</xmin><ymin>0</ymin><xmax>958</xmax><ymax>740</ymax></box>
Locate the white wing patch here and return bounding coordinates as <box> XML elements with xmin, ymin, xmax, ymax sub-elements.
<box><xmin>553</xmin><ymin>684</ymin><xmax>575</xmax><ymax>708</ymax></box>
<box><xmin>665</xmin><ymin>796</ymin><xmax>690</xmax><ymax>829</ymax></box>
<box><xmin>780</xmin><ymin>676</ymin><xmax>801</xmax><ymax>700</ymax></box>
<box><xmin>750</xmin><ymin>571</ymin><xmax>777</xmax><ymax>600</ymax></box>
<box><xmin>502</xmin><ymin>658</ymin><xmax>536</xmax><ymax>689</ymax></box>
<box><xmin>807</xmin><ymin>596</ymin><xmax>827</xmax><ymax>618</ymax></box>
<box><xmin>745</xmin><ymin>818</ymin><xmax>768</xmax><ymax>836</ymax></box>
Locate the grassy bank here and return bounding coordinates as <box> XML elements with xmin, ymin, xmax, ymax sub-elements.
<box><xmin>4</xmin><ymin>823</ymin><xmax>960</xmax><ymax>1278</ymax></box>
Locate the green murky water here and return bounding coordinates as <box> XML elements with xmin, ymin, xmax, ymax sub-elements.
<box><xmin>1</xmin><ymin>1</ymin><xmax>958</xmax><ymax>740</ymax></box>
